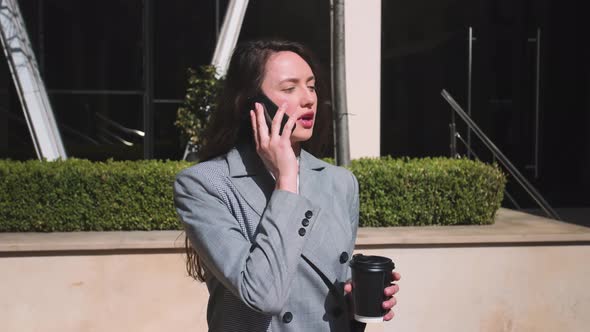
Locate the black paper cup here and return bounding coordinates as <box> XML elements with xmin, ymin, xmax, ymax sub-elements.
<box><xmin>349</xmin><ymin>254</ymin><xmax>395</xmax><ymax>323</ymax></box>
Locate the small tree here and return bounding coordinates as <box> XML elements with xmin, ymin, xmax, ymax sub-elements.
<box><xmin>175</xmin><ymin>65</ymin><xmax>223</xmax><ymax>153</ymax></box>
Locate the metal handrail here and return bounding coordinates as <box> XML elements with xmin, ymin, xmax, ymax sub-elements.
<box><xmin>95</xmin><ymin>112</ymin><xmax>145</xmax><ymax>138</ymax></box>
<box><xmin>453</xmin><ymin>131</ymin><xmax>521</xmax><ymax>210</ymax></box>
<box><xmin>441</xmin><ymin>89</ymin><xmax>561</xmax><ymax>221</ymax></box>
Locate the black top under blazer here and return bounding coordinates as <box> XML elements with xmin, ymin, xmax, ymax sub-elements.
<box><xmin>174</xmin><ymin>144</ymin><xmax>362</xmax><ymax>331</ymax></box>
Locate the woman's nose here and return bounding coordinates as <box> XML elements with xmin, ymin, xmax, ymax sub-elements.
<box><xmin>300</xmin><ymin>88</ymin><xmax>315</xmax><ymax>108</ymax></box>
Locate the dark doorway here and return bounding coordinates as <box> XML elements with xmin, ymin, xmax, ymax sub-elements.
<box><xmin>381</xmin><ymin>0</ymin><xmax>590</xmax><ymax>209</ymax></box>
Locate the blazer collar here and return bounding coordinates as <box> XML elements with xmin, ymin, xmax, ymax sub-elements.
<box><xmin>298</xmin><ymin>149</ymin><xmax>327</xmax><ymax>199</ymax></box>
<box><xmin>226</xmin><ymin>144</ymin><xmax>326</xmax><ymax>215</ymax></box>
<box><xmin>227</xmin><ymin>143</ymin><xmax>267</xmax><ymax>177</ymax></box>
<box><xmin>227</xmin><ymin>144</ymin><xmax>326</xmax><ymax>176</ymax></box>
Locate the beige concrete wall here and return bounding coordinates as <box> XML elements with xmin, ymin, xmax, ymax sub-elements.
<box><xmin>361</xmin><ymin>245</ymin><xmax>590</xmax><ymax>332</ymax></box>
<box><xmin>345</xmin><ymin>0</ymin><xmax>381</xmax><ymax>159</ymax></box>
<box><xmin>0</xmin><ymin>253</ymin><xmax>207</xmax><ymax>332</ymax></box>
<box><xmin>2</xmin><ymin>245</ymin><xmax>589</xmax><ymax>332</ymax></box>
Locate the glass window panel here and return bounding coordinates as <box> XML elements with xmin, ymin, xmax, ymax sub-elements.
<box><xmin>37</xmin><ymin>0</ymin><xmax>143</xmax><ymax>90</ymax></box>
<box><xmin>240</xmin><ymin>0</ymin><xmax>331</xmax><ymax>72</ymax></box>
<box><xmin>154</xmin><ymin>0</ymin><xmax>226</xmax><ymax>100</ymax></box>
<box><xmin>7</xmin><ymin>1</ymin><xmax>334</xmax><ymax>160</ymax></box>
<box><xmin>0</xmin><ymin>49</ymin><xmax>37</xmax><ymax>160</ymax></box>
<box><xmin>154</xmin><ymin>102</ymin><xmax>183</xmax><ymax>160</ymax></box>
<box><xmin>49</xmin><ymin>94</ymin><xmax>143</xmax><ymax>160</ymax></box>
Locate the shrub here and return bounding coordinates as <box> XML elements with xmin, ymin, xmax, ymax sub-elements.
<box><xmin>174</xmin><ymin>65</ymin><xmax>223</xmax><ymax>150</ymax></box>
<box><xmin>0</xmin><ymin>157</ymin><xmax>505</xmax><ymax>232</ymax></box>
<box><xmin>350</xmin><ymin>157</ymin><xmax>505</xmax><ymax>226</ymax></box>
<box><xmin>0</xmin><ymin>159</ymin><xmax>191</xmax><ymax>232</ymax></box>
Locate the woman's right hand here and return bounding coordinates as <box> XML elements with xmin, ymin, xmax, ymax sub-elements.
<box><xmin>250</xmin><ymin>102</ymin><xmax>304</xmax><ymax>194</ymax></box>
<box><xmin>344</xmin><ymin>271</ymin><xmax>401</xmax><ymax>321</ymax></box>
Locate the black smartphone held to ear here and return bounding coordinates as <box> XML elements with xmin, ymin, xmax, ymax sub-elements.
<box><xmin>247</xmin><ymin>93</ymin><xmax>294</xmax><ymax>135</ymax></box>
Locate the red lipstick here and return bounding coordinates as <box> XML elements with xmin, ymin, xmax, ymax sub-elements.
<box><xmin>298</xmin><ymin>111</ymin><xmax>315</xmax><ymax>129</ymax></box>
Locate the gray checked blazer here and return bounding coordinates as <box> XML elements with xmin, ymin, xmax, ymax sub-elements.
<box><xmin>174</xmin><ymin>144</ymin><xmax>362</xmax><ymax>332</ymax></box>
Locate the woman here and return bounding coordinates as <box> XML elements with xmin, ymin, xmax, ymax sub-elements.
<box><xmin>174</xmin><ymin>39</ymin><xmax>400</xmax><ymax>331</ymax></box>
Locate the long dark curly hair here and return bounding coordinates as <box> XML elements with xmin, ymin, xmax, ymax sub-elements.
<box><xmin>185</xmin><ymin>39</ymin><xmax>329</xmax><ymax>282</ymax></box>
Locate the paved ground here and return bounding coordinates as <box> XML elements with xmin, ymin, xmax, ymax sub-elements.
<box><xmin>524</xmin><ymin>207</ymin><xmax>590</xmax><ymax>228</ymax></box>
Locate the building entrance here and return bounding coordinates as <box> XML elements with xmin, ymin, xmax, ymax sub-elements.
<box><xmin>381</xmin><ymin>0</ymin><xmax>590</xmax><ymax>208</ymax></box>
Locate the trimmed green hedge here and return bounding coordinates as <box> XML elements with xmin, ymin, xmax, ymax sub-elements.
<box><xmin>0</xmin><ymin>157</ymin><xmax>505</xmax><ymax>232</ymax></box>
<box><xmin>350</xmin><ymin>157</ymin><xmax>505</xmax><ymax>227</ymax></box>
<box><xmin>0</xmin><ymin>159</ymin><xmax>191</xmax><ymax>232</ymax></box>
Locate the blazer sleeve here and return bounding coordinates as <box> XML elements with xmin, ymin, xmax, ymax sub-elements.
<box><xmin>349</xmin><ymin>171</ymin><xmax>360</xmax><ymax>247</ymax></box>
<box><xmin>345</xmin><ymin>170</ymin><xmax>360</xmax><ymax>282</ymax></box>
<box><xmin>174</xmin><ymin>169</ymin><xmax>321</xmax><ymax>315</ymax></box>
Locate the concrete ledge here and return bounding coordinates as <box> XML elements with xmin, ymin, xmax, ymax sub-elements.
<box><xmin>0</xmin><ymin>230</ymin><xmax>187</xmax><ymax>253</ymax></box>
<box><xmin>1</xmin><ymin>209</ymin><xmax>589</xmax><ymax>253</ymax></box>
<box><xmin>357</xmin><ymin>208</ymin><xmax>590</xmax><ymax>246</ymax></box>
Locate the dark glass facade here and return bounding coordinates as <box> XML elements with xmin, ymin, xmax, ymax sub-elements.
<box><xmin>381</xmin><ymin>0</ymin><xmax>590</xmax><ymax>207</ymax></box>
<box><xmin>1</xmin><ymin>0</ymin><xmax>331</xmax><ymax>160</ymax></box>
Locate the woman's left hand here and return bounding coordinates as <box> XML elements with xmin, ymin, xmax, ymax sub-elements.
<box><xmin>344</xmin><ymin>271</ymin><xmax>401</xmax><ymax>321</ymax></box>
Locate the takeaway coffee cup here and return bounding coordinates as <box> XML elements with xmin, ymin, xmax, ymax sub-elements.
<box><xmin>349</xmin><ymin>254</ymin><xmax>395</xmax><ymax>323</ymax></box>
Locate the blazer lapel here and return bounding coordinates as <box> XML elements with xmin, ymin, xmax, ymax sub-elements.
<box><xmin>226</xmin><ymin>144</ymin><xmax>275</xmax><ymax>216</ymax></box>
<box><xmin>298</xmin><ymin>149</ymin><xmax>327</xmax><ymax>203</ymax></box>
<box><xmin>298</xmin><ymin>150</ymin><xmax>333</xmax><ymax>258</ymax></box>
<box><xmin>300</xmin><ymin>151</ymin><xmax>353</xmax><ymax>285</ymax></box>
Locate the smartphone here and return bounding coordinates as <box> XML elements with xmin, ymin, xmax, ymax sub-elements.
<box><xmin>248</xmin><ymin>93</ymin><xmax>294</xmax><ymax>135</ymax></box>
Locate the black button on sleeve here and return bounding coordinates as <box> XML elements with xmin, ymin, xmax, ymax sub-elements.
<box><xmin>282</xmin><ymin>312</ymin><xmax>293</xmax><ymax>323</ymax></box>
<box><xmin>298</xmin><ymin>228</ymin><xmax>306</xmax><ymax>236</ymax></box>
<box><xmin>339</xmin><ymin>252</ymin><xmax>349</xmax><ymax>264</ymax></box>
<box><xmin>301</xmin><ymin>218</ymin><xmax>310</xmax><ymax>227</ymax></box>
<box><xmin>305</xmin><ymin>210</ymin><xmax>313</xmax><ymax>219</ymax></box>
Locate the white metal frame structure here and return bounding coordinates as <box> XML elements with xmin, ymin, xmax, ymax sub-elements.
<box><xmin>0</xmin><ymin>0</ymin><xmax>67</xmax><ymax>160</ymax></box>
<box><xmin>210</xmin><ymin>0</ymin><xmax>249</xmax><ymax>77</ymax></box>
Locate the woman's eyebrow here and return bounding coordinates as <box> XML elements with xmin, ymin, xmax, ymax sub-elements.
<box><xmin>279</xmin><ymin>76</ymin><xmax>316</xmax><ymax>84</ymax></box>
